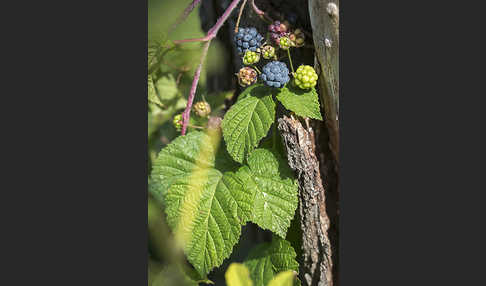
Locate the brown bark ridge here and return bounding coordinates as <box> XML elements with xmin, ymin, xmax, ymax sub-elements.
<box><xmin>278</xmin><ymin>115</ymin><xmax>333</xmax><ymax>286</ymax></box>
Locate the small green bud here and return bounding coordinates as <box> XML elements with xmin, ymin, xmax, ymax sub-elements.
<box><xmin>279</xmin><ymin>37</ymin><xmax>291</xmax><ymax>50</ymax></box>
<box><xmin>261</xmin><ymin>45</ymin><xmax>276</xmax><ymax>59</ymax></box>
<box><xmin>193</xmin><ymin>101</ymin><xmax>211</xmax><ymax>117</ymax></box>
<box><xmin>173</xmin><ymin>114</ymin><xmax>183</xmax><ymax>131</ymax></box>
<box><xmin>242</xmin><ymin>50</ymin><xmax>260</xmax><ymax>65</ymax></box>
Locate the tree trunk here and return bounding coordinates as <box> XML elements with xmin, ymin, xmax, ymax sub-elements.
<box><xmin>278</xmin><ymin>116</ymin><xmax>333</xmax><ymax>286</ymax></box>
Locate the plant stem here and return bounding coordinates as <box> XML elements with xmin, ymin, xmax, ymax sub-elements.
<box><xmin>181</xmin><ymin>41</ymin><xmax>211</xmax><ymax>135</ymax></box>
<box><xmin>188</xmin><ymin>124</ymin><xmax>204</xmax><ymax>130</ymax></box>
<box><xmin>250</xmin><ymin>0</ymin><xmax>273</xmax><ymax>22</ymax></box>
<box><xmin>234</xmin><ymin>0</ymin><xmax>248</xmax><ymax>33</ymax></box>
<box><xmin>287</xmin><ymin>49</ymin><xmax>295</xmax><ymax>73</ymax></box>
<box><xmin>175</xmin><ymin>0</ymin><xmax>242</xmax><ymax>135</ymax></box>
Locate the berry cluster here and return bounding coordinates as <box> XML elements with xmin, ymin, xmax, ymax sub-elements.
<box><xmin>234</xmin><ymin>21</ymin><xmax>315</xmax><ymax>90</ymax></box>
<box><xmin>260</xmin><ymin>61</ymin><xmax>290</xmax><ymax>88</ymax></box>
<box><xmin>289</xmin><ymin>29</ymin><xmax>305</xmax><ymax>47</ymax></box>
<box><xmin>234</xmin><ymin>27</ymin><xmax>264</xmax><ymax>53</ymax></box>
<box><xmin>243</xmin><ymin>50</ymin><xmax>260</xmax><ymax>65</ymax></box>
<box><xmin>294</xmin><ymin>65</ymin><xmax>318</xmax><ymax>89</ymax></box>
<box><xmin>238</xmin><ymin>67</ymin><xmax>258</xmax><ymax>87</ymax></box>
<box><xmin>261</xmin><ymin>45</ymin><xmax>275</xmax><ymax>60</ymax></box>
<box><xmin>193</xmin><ymin>101</ymin><xmax>211</xmax><ymax>117</ymax></box>
<box><xmin>173</xmin><ymin>114</ymin><xmax>182</xmax><ymax>131</ymax></box>
<box><xmin>269</xmin><ymin>21</ymin><xmax>289</xmax><ymax>46</ymax></box>
<box><xmin>279</xmin><ymin>37</ymin><xmax>291</xmax><ymax>50</ymax></box>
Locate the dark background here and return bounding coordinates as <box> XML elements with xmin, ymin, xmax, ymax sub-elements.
<box><xmin>2</xmin><ymin>0</ymin><xmax>485</xmax><ymax>285</ymax></box>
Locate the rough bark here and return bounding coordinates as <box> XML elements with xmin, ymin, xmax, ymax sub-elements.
<box><xmin>308</xmin><ymin>2</ymin><xmax>340</xmax><ymax>283</ymax></box>
<box><xmin>309</xmin><ymin>0</ymin><xmax>339</xmax><ymax>166</ymax></box>
<box><xmin>278</xmin><ymin>115</ymin><xmax>333</xmax><ymax>286</ymax></box>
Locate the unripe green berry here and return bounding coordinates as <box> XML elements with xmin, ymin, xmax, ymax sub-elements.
<box><xmin>279</xmin><ymin>37</ymin><xmax>291</xmax><ymax>50</ymax></box>
<box><xmin>193</xmin><ymin>101</ymin><xmax>211</xmax><ymax>117</ymax></box>
<box><xmin>261</xmin><ymin>45</ymin><xmax>275</xmax><ymax>59</ymax></box>
<box><xmin>243</xmin><ymin>50</ymin><xmax>260</xmax><ymax>65</ymax></box>
<box><xmin>173</xmin><ymin>114</ymin><xmax>183</xmax><ymax>131</ymax></box>
<box><xmin>294</xmin><ymin>65</ymin><xmax>318</xmax><ymax>89</ymax></box>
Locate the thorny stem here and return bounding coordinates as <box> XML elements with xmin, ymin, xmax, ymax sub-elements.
<box><xmin>287</xmin><ymin>49</ymin><xmax>295</xmax><ymax>73</ymax></box>
<box><xmin>176</xmin><ymin>0</ymin><xmax>242</xmax><ymax>135</ymax></box>
<box><xmin>234</xmin><ymin>0</ymin><xmax>247</xmax><ymax>33</ymax></box>
<box><xmin>168</xmin><ymin>0</ymin><xmax>202</xmax><ymax>35</ymax></box>
<box><xmin>181</xmin><ymin>40</ymin><xmax>210</xmax><ymax>135</ymax></box>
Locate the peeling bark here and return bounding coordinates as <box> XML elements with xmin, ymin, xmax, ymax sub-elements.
<box><xmin>278</xmin><ymin>115</ymin><xmax>333</xmax><ymax>286</ymax></box>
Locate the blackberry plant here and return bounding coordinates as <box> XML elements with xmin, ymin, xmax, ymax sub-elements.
<box><xmin>148</xmin><ymin>1</ymin><xmax>339</xmax><ymax>286</ymax></box>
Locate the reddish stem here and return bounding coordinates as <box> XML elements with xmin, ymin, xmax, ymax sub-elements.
<box><xmin>173</xmin><ymin>35</ymin><xmax>212</xmax><ymax>44</ymax></box>
<box><xmin>181</xmin><ymin>41</ymin><xmax>211</xmax><ymax>135</ymax></box>
<box><xmin>250</xmin><ymin>0</ymin><xmax>273</xmax><ymax>22</ymax></box>
<box><xmin>178</xmin><ymin>0</ymin><xmax>242</xmax><ymax>135</ymax></box>
<box><xmin>251</xmin><ymin>0</ymin><xmax>264</xmax><ymax>16</ymax></box>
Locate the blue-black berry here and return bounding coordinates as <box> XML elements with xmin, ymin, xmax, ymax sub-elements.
<box><xmin>234</xmin><ymin>27</ymin><xmax>264</xmax><ymax>54</ymax></box>
<box><xmin>260</xmin><ymin>61</ymin><xmax>290</xmax><ymax>88</ymax></box>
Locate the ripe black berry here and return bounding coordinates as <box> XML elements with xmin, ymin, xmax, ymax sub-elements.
<box><xmin>260</xmin><ymin>61</ymin><xmax>290</xmax><ymax>88</ymax></box>
<box><xmin>234</xmin><ymin>27</ymin><xmax>264</xmax><ymax>54</ymax></box>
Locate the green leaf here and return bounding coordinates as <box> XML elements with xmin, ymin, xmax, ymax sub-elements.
<box><xmin>155</xmin><ymin>74</ymin><xmax>179</xmax><ymax>102</ymax></box>
<box><xmin>148</xmin><ymin>75</ymin><xmax>165</xmax><ymax>108</ymax></box>
<box><xmin>244</xmin><ymin>238</ymin><xmax>299</xmax><ymax>286</ymax></box>
<box><xmin>222</xmin><ymin>84</ymin><xmax>276</xmax><ymax>163</ymax></box>
<box><xmin>225</xmin><ymin>263</ymin><xmax>254</xmax><ymax>286</ymax></box>
<box><xmin>149</xmin><ymin>263</ymin><xmax>199</xmax><ymax>286</ymax></box>
<box><xmin>150</xmin><ymin>131</ymin><xmax>253</xmax><ymax>276</ymax></box>
<box><xmin>276</xmin><ymin>85</ymin><xmax>322</xmax><ymax>120</ymax></box>
<box><xmin>267</xmin><ymin>271</ymin><xmax>296</xmax><ymax>286</ymax></box>
<box><xmin>235</xmin><ymin>149</ymin><xmax>298</xmax><ymax>238</ymax></box>
<box><xmin>148</xmin><ymin>41</ymin><xmax>162</xmax><ymax>74</ymax></box>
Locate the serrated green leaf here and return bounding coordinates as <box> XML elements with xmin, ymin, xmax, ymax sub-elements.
<box><xmin>267</xmin><ymin>271</ymin><xmax>296</xmax><ymax>286</ymax></box>
<box><xmin>222</xmin><ymin>84</ymin><xmax>276</xmax><ymax>163</ymax></box>
<box><xmin>276</xmin><ymin>85</ymin><xmax>322</xmax><ymax>120</ymax></box>
<box><xmin>235</xmin><ymin>149</ymin><xmax>298</xmax><ymax>238</ymax></box>
<box><xmin>148</xmin><ymin>41</ymin><xmax>162</xmax><ymax>74</ymax></box>
<box><xmin>225</xmin><ymin>263</ymin><xmax>254</xmax><ymax>286</ymax></box>
<box><xmin>244</xmin><ymin>238</ymin><xmax>299</xmax><ymax>286</ymax></box>
<box><xmin>156</xmin><ymin>74</ymin><xmax>179</xmax><ymax>102</ymax></box>
<box><xmin>148</xmin><ymin>75</ymin><xmax>165</xmax><ymax>108</ymax></box>
<box><xmin>166</xmin><ymin>171</ymin><xmax>242</xmax><ymax>277</ymax></box>
<box><xmin>150</xmin><ymin>131</ymin><xmax>253</xmax><ymax>276</ymax></box>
